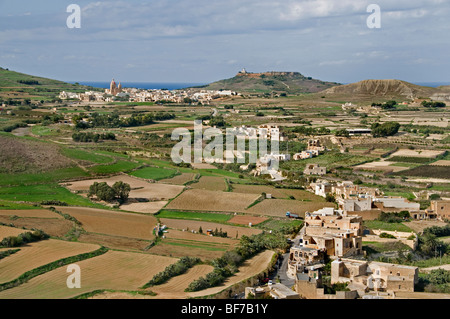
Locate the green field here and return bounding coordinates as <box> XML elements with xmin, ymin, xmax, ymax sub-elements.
<box><xmin>62</xmin><ymin>148</ymin><xmax>113</xmax><ymax>164</ymax></box>
<box><xmin>0</xmin><ymin>184</ymin><xmax>104</xmax><ymax>207</ymax></box>
<box><xmin>88</xmin><ymin>160</ymin><xmax>141</xmax><ymax>175</ymax></box>
<box><xmin>0</xmin><ymin>200</ymin><xmax>41</xmax><ymax>210</ymax></box>
<box><xmin>364</xmin><ymin>220</ymin><xmax>413</xmax><ymax>232</ymax></box>
<box><xmin>130</xmin><ymin>166</ymin><xmax>179</xmax><ymax>180</ymax></box>
<box><xmin>31</xmin><ymin>125</ymin><xmax>60</xmax><ymax>136</ymax></box>
<box><xmin>0</xmin><ymin>167</ymin><xmax>90</xmax><ymax>186</ymax></box>
<box><xmin>156</xmin><ymin>210</ymin><xmax>232</xmax><ymax>223</ymax></box>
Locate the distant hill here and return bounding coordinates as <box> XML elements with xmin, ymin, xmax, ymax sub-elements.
<box><xmin>195</xmin><ymin>70</ymin><xmax>340</xmax><ymax>94</ymax></box>
<box><xmin>321</xmin><ymin>79</ymin><xmax>443</xmax><ymax>101</ymax></box>
<box><xmin>0</xmin><ymin>67</ymin><xmax>101</xmax><ymax>101</ymax></box>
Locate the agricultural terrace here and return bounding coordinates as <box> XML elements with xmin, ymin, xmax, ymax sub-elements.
<box><xmin>0</xmin><ymin>209</ymin><xmax>62</xmax><ymax>219</ymax></box>
<box><xmin>63</xmin><ymin>175</ymin><xmax>184</xmax><ymax>201</ymax></box>
<box><xmin>90</xmin><ymin>264</ymin><xmax>215</xmax><ymax>299</ymax></box>
<box><xmin>246</xmin><ymin>199</ymin><xmax>335</xmax><ymax>218</ymax></box>
<box><xmin>166</xmin><ymin>189</ymin><xmax>259</xmax><ymax>213</ymax></box>
<box><xmin>0</xmin><ymin>250</ymin><xmax>177</xmax><ymax>299</ymax></box>
<box><xmin>0</xmin><ymin>240</ymin><xmax>100</xmax><ymax>284</ymax></box>
<box><xmin>0</xmin><ymin>225</ymin><xmax>26</xmax><ymax>239</ymax></box>
<box><xmin>160</xmin><ymin>218</ymin><xmax>262</xmax><ymax>239</ymax></box>
<box><xmin>187</xmin><ymin>250</ymin><xmax>275</xmax><ymax>298</ymax></box>
<box><xmin>57</xmin><ymin>207</ymin><xmax>157</xmax><ymax>240</ymax></box>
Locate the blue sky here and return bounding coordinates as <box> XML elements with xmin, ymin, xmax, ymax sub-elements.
<box><xmin>0</xmin><ymin>0</ymin><xmax>449</xmax><ymax>84</ymax></box>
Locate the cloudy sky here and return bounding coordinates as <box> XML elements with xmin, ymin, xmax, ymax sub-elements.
<box><xmin>0</xmin><ymin>0</ymin><xmax>449</xmax><ymax>84</ymax></box>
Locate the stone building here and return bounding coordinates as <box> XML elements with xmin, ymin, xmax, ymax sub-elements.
<box><xmin>331</xmin><ymin>258</ymin><xmax>418</xmax><ymax>294</ymax></box>
<box><xmin>303</xmin><ymin>164</ymin><xmax>326</xmax><ymax>176</ymax></box>
<box><xmin>430</xmin><ymin>200</ymin><xmax>450</xmax><ymax>220</ymax></box>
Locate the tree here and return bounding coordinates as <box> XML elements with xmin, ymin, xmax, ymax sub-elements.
<box><xmin>112</xmin><ymin>181</ymin><xmax>131</xmax><ymax>202</ymax></box>
<box><xmin>371</xmin><ymin>122</ymin><xmax>400</xmax><ymax>137</ymax></box>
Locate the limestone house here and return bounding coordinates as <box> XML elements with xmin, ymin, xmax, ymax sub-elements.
<box><xmin>303</xmin><ymin>164</ymin><xmax>326</xmax><ymax>176</ymax></box>
<box><xmin>331</xmin><ymin>258</ymin><xmax>418</xmax><ymax>294</ymax></box>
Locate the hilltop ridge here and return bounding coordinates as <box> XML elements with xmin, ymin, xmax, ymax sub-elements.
<box><xmin>321</xmin><ymin>79</ymin><xmax>448</xmax><ymax>101</ymax></box>
<box><xmin>195</xmin><ymin>69</ymin><xmax>340</xmax><ymax>94</ymax></box>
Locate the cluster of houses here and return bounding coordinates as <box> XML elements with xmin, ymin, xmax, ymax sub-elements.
<box><xmin>309</xmin><ymin>180</ymin><xmax>450</xmax><ymax>221</ymax></box>
<box><xmin>246</xmin><ymin>205</ymin><xmax>421</xmax><ymax>299</ymax></box>
<box><xmin>59</xmin><ymin>79</ymin><xmax>238</xmax><ymax>104</ymax></box>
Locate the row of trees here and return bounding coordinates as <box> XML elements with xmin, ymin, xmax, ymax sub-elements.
<box><xmin>72</xmin><ymin>132</ymin><xmax>116</xmax><ymax>143</ymax></box>
<box><xmin>141</xmin><ymin>256</ymin><xmax>201</xmax><ymax>288</ymax></box>
<box><xmin>88</xmin><ymin>181</ymin><xmax>131</xmax><ymax>203</ymax></box>
<box><xmin>185</xmin><ymin>231</ymin><xmax>289</xmax><ymax>292</ymax></box>
<box><xmin>73</xmin><ymin>111</ymin><xmax>175</xmax><ymax>129</ymax></box>
<box><xmin>372</xmin><ymin>100</ymin><xmax>397</xmax><ymax>109</ymax></box>
<box><xmin>0</xmin><ymin>230</ymin><xmax>49</xmax><ymax>248</ymax></box>
<box><xmin>421</xmin><ymin>101</ymin><xmax>446</xmax><ymax>108</ymax></box>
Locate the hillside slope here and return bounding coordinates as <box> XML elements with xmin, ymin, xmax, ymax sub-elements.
<box><xmin>322</xmin><ymin>79</ymin><xmax>439</xmax><ymax>100</ymax></box>
<box><xmin>196</xmin><ymin>71</ymin><xmax>340</xmax><ymax>94</ymax></box>
<box><xmin>0</xmin><ymin>67</ymin><xmax>101</xmax><ymax>101</ymax></box>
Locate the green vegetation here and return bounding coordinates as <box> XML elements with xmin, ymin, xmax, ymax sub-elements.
<box><xmin>156</xmin><ymin>210</ymin><xmax>232</xmax><ymax>223</ymax></box>
<box><xmin>0</xmin><ymin>249</ymin><xmax>20</xmax><ymax>260</ymax></box>
<box><xmin>62</xmin><ymin>148</ymin><xmax>113</xmax><ymax>164</ymax></box>
<box><xmin>0</xmin><ymin>184</ymin><xmax>104</xmax><ymax>208</ymax></box>
<box><xmin>363</xmin><ymin>220</ymin><xmax>413</xmax><ymax>232</ymax></box>
<box><xmin>72</xmin><ymin>132</ymin><xmax>116</xmax><ymax>143</ymax></box>
<box><xmin>141</xmin><ymin>256</ymin><xmax>201</xmax><ymax>288</ymax></box>
<box><xmin>396</xmin><ymin>165</ymin><xmax>450</xmax><ymax>179</ymax></box>
<box><xmin>130</xmin><ymin>166</ymin><xmax>179</xmax><ymax>181</ymax></box>
<box><xmin>0</xmin><ymin>230</ymin><xmax>49</xmax><ymax>248</ymax></box>
<box><xmin>389</xmin><ymin>156</ymin><xmax>432</xmax><ymax>164</ymax></box>
<box><xmin>257</xmin><ymin>219</ymin><xmax>303</xmax><ymax>235</ymax></box>
<box><xmin>88</xmin><ymin>181</ymin><xmax>131</xmax><ymax>203</ymax></box>
<box><xmin>185</xmin><ymin>231</ymin><xmax>288</xmax><ymax>292</ymax></box>
<box><xmin>371</xmin><ymin>122</ymin><xmax>400</xmax><ymax>137</ymax></box>
<box><xmin>0</xmin><ymin>167</ymin><xmax>90</xmax><ymax>187</ymax></box>
<box><xmin>417</xmin><ymin>269</ymin><xmax>450</xmax><ymax>293</ymax></box>
<box><xmin>379</xmin><ymin>232</ymin><xmax>397</xmax><ymax>239</ymax></box>
<box><xmin>88</xmin><ymin>160</ymin><xmax>141</xmax><ymax>175</ymax></box>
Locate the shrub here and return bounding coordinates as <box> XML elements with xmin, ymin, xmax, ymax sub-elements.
<box><xmin>379</xmin><ymin>232</ymin><xmax>396</xmax><ymax>239</ymax></box>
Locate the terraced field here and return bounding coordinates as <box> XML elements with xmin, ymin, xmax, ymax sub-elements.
<box><xmin>160</xmin><ymin>218</ymin><xmax>262</xmax><ymax>239</ymax></box>
<box><xmin>246</xmin><ymin>199</ymin><xmax>335</xmax><ymax>218</ymax></box>
<box><xmin>166</xmin><ymin>189</ymin><xmax>258</xmax><ymax>213</ymax></box>
<box><xmin>0</xmin><ymin>250</ymin><xmax>177</xmax><ymax>299</ymax></box>
<box><xmin>187</xmin><ymin>250</ymin><xmax>275</xmax><ymax>298</ymax></box>
<box><xmin>0</xmin><ymin>240</ymin><xmax>100</xmax><ymax>284</ymax></box>
<box><xmin>57</xmin><ymin>207</ymin><xmax>157</xmax><ymax>240</ymax></box>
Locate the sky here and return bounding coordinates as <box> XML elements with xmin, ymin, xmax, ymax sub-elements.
<box><xmin>0</xmin><ymin>0</ymin><xmax>449</xmax><ymax>84</ymax></box>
